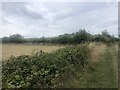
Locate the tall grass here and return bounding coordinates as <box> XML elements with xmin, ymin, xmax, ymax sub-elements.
<box><xmin>63</xmin><ymin>43</ymin><xmax>118</xmax><ymax>88</ymax></box>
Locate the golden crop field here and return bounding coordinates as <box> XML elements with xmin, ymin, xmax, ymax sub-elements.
<box><xmin>2</xmin><ymin>44</ymin><xmax>64</xmax><ymax>60</ymax></box>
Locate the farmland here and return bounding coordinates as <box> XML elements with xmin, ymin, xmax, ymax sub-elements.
<box><xmin>2</xmin><ymin>42</ymin><xmax>118</xmax><ymax>88</ymax></box>
<box><xmin>2</xmin><ymin>44</ymin><xmax>64</xmax><ymax>60</ymax></box>
<box><xmin>2</xmin><ymin>2</ymin><xmax>119</xmax><ymax>89</ymax></box>
<box><xmin>2</xmin><ymin>30</ymin><xmax>119</xmax><ymax>88</ymax></box>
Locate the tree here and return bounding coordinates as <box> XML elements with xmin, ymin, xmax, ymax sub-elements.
<box><xmin>74</xmin><ymin>29</ymin><xmax>90</xmax><ymax>44</ymax></box>
<box><xmin>2</xmin><ymin>37</ymin><xmax>10</xmax><ymax>43</ymax></box>
<box><xmin>102</xmin><ymin>29</ymin><xmax>110</xmax><ymax>37</ymax></box>
<box><xmin>9</xmin><ymin>34</ymin><xmax>24</xmax><ymax>43</ymax></box>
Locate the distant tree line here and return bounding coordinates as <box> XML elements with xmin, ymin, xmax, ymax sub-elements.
<box><xmin>2</xmin><ymin>29</ymin><xmax>119</xmax><ymax>44</ymax></box>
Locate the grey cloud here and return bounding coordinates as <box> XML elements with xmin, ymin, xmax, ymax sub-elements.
<box><xmin>2</xmin><ymin>18</ymin><xmax>10</xmax><ymax>24</ymax></box>
<box><xmin>3</xmin><ymin>2</ymin><xmax>44</xmax><ymax>20</ymax></box>
<box><xmin>1</xmin><ymin>2</ymin><xmax>118</xmax><ymax>38</ymax></box>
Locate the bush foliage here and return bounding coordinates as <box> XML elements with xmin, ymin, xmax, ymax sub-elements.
<box><xmin>2</xmin><ymin>44</ymin><xmax>91</xmax><ymax>88</ymax></box>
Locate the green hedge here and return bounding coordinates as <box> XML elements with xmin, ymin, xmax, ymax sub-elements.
<box><xmin>2</xmin><ymin>44</ymin><xmax>91</xmax><ymax>88</ymax></box>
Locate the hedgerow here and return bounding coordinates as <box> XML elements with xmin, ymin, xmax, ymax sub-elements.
<box><xmin>2</xmin><ymin>44</ymin><xmax>91</xmax><ymax>88</ymax></box>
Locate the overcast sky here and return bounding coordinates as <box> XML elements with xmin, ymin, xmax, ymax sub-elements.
<box><xmin>1</xmin><ymin>2</ymin><xmax>118</xmax><ymax>38</ymax></box>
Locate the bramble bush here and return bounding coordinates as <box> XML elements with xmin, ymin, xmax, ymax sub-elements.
<box><xmin>2</xmin><ymin>43</ymin><xmax>91</xmax><ymax>88</ymax></box>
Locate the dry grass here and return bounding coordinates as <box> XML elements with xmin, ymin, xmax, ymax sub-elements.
<box><xmin>110</xmin><ymin>44</ymin><xmax>118</xmax><ymax>81</ymax></box>
<box><xmin>89</xmin><ymin>42</ymin><xmax>107</xmax><ymax>62</ymax></box>
<box><xmin>64</xmin><ymin>43</ymin><xmax>118</xmax><ymax>88</ymax></box>
<box><xmin>113</xmin><ymin>44</ymin><xmax>118</xmax><ymax>52</ymax></box>
<box><xmin>2</xmin><ymin>44</ymin><xmax>64</xmax><ymax>60</ymax></box>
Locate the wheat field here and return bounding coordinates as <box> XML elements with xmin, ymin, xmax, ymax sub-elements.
<box><xmin>2</xmin><ymin>44</ymin><xmax>63</xmax><ymax>60</ymax></box>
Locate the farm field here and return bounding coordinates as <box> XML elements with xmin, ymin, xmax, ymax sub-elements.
<box><xmin>2</xmin><ymin>44</ymin><xmax>64</xmax><ymax>60</ymax></box>
<box><xmin>2</xmin><ymin>2</ymin><xmax>119</xmax><ymax>89</ymax></box>
<box><xmin>2</xmin><ymin>42</ymin><xmax>118</xmax><ymax>88</ymax></box>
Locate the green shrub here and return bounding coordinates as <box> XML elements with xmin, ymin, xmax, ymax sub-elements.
<box><xmin>2</xmin><ymin>44</ymin><xmax>91</xmax><ymax>88</ymax></box>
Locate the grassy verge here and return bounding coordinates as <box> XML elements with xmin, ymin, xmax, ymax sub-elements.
<box><xmin>64</xmin><ymin>44</ymin><xmax>118</xmax><ymax>88</ymax></box>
